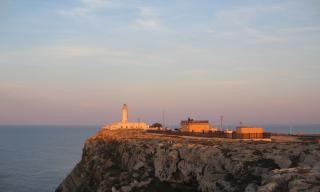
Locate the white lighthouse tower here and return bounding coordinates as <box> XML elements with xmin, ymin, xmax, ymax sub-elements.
<box><xmin>103</xmin><ymin>104</ymin><xmax>149</xmax><ymax>130</ymax></box>
<box><xmin>122</xmin><ymin>104</ymin><xmax>128</xmax><ymax>123</ymax></box>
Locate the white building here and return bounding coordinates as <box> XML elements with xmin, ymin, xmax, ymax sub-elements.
<box><xmin>103</xmin><ymin>104</ymin><xmax>149</xmax><ymax>130</ymax></box>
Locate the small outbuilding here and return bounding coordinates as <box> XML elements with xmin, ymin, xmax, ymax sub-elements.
<box><xmin>236</xmin><ymin>127</ymin><xmax>264</xmax><ymax>134</ymax></box>
<box><xmin>236</xmin><ymin>126</ymin><xmax>264</xmax><ymax>139</ymax></box>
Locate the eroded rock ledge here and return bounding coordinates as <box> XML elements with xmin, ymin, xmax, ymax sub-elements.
<box><xmin>56</xmin><ymin>129</ymin><xmax>320</xmax><ymax>192</ymax></box>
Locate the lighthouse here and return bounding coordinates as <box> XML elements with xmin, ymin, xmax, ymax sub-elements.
<box><xmin>103</xmin><ymin>104</ymin><xmax>149</xmax><ymax>130</ymax></box>
<box><xmin>122</xmin><ymin>104</ymin><xmax>128</xmax><ymax>123</ymax></box>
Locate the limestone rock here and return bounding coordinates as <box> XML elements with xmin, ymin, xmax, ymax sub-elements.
<box><xmin>56</xmin><ymin>129</ymin><xmax>320</xmax><ymax>192</ymax></box>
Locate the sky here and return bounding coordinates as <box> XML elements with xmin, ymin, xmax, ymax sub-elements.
<box><xmin>0</xmin><ymin>0</ymin><xmax>319</xmax><ymax>126</ymax></box>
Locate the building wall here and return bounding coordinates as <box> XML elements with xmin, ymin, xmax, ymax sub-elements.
<box><xmin>181</xmin><ymin>123</ymin><xmax>210</xmax><ymax>132</ymax></box>
<box><xmin>190</xmin><ymin>123</ymin><xmax>210</xmax><ymax>132</ymax></box>
<box><xmin>236</xmin><ymin>127</ymin><xmax>264</xmax><ymax>134</ymax></box>
<box><xmin>180</xmin><ymin>124</ymin><xmax>189</xmax><ymax>132</ymax></box>
<box><xmin>105</xmin><ymin>122</ymin><xmax>149</xmax><ymax>130</ymax></box>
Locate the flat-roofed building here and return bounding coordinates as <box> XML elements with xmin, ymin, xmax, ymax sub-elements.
<box><xmin>180</xmin><ymin>118</ymin><xmax>210</xmax><ymax>133</ymax></box>
<box><xmin>236</xmin><ymin>126</ymin><xmax>264</xmax><ymax>139</ymax></box>
<box><xmin>236</xmin><ymin>127</ymin><xmax>264</xmax><ymax>134</ymax></box>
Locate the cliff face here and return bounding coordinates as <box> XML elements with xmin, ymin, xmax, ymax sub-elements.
<box><xmin>56</xmin><ymin>129</ymin><xmax>320</xmax><ymax>192</ymax></box>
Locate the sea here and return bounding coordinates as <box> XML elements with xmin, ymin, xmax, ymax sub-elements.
<box><xmin>0</xmin><ymin>125</ymin><xmax>100</xmax><ymax>192</ymax></box>
<box><xmin>0</xmin><ymin>124</ymin><xmax>319</xmax><ymax>192</ymax></box>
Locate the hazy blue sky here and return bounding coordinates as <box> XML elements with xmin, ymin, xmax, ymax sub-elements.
<box><xmin>0</xmin><ymin>0</ymin><xmax>319</xmax><ymax>126</ymax></box>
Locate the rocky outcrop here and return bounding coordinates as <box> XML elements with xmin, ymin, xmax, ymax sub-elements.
<box><xmin>56</xmin><ymin>129</ymin><xmax>320</xmax><ymax>192</ymax></box>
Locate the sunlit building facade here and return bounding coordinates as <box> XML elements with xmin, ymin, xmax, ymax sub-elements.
<box><xmin>180</xmin><ymin>118</ymin><xmax>210</xmax><ymax>133</ymax></box>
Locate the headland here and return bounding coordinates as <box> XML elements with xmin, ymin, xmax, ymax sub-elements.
<box><xmin>56</xmin><ymin>128</ymin><xmax>320</xmax><ymax>192</ymax></box>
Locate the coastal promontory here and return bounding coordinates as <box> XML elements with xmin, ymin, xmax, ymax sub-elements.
<box><xmin>56</xmin><ymin>129</ymin><xmax>320</xmax><ymax>192</ymax></box>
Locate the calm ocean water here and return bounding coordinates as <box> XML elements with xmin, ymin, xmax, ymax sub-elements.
<box><xmin>0</xmin><ymin>125</ymin><xmax>100</xmax><ymax>192</ymax></box>
<box><xmin>0</xmin><ymin>124</ymin><xmax>319</xmax><ymax>192</ymax></box>
<box><xmin>262</xmin><ymin>124</ymin><xmax>320</xmax><ymax>134</ymax></box>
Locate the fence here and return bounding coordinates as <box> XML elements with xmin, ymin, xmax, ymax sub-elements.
<box><xmin>145</xmin><ymin>130</ymin><xmax>271</xmax><ymax>139</ymax></box>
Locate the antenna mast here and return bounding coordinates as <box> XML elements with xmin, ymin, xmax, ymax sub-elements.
<box><xmin>220</xmin><ymin>115</ymin><xmax>224</xmax><ymax>130</ymax></box>
<box><xmin>162</xmin><ymin>110</ymin><xmax>165</xmax><ymax>128</ymax></box>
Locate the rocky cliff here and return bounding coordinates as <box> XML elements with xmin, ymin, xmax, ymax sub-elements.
<box><xmin>56</xmin><ymin>129</ymin><xmax>320</xmax><ymax>192</ymax></box>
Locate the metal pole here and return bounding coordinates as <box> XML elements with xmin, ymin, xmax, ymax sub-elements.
<box><xmin>162</xmin><ymin>110</ymin><xmax>165</xmax><ymax>128</ymax></box>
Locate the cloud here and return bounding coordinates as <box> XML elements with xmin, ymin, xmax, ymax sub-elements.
<box><xmin>44</xmin><ymin>46</ymin><xmax>126</xmax><ymax>57</ymax></box>
<box><xmin>59</xmin><ymin>0</ymin><xmax>114</xmax><ymax>17</ymax></box>
<box><xmin>209</xmin><ymin>3</ymin><xmax>293</xmax><ymax>44</ymax></box>
<box><xmin>278</xmin><ymin>26</ymin><xmax>320</xmax><ymax>34</ymax></box>
<box><xmin>0</xmin><ymin>83</ymin><xmax>28</xmax><ymax>93</ymax></box>
<box><xmin>134</xmin><ymin>7</ymin><xmax>165</xmax><ymax>31</ymax></box>
<box><xmin>59</xmin><ymin>2</ymin><xmax>166</xmax><ymax>31</ymax></box>
<box><xmin>135</xmin><ymin>18</ymin><xmax>164</xmax><ymax>31</ymax></box>
<box><xmin>218</xmin><ymin>80</ymin><xmax>249</xmax><ymax>86</ymax></box>
<box><xmin>215</xmin><ymin>4</ymin><xmax>285</xmax><ymax>26</ymax></box>
<box><xmin>139</xmin><ymin>7</ymin><xmax>157</xmax><ymax>17</ymax></box>
<box><xmin>245</xmin><ymin>27</ymin><xmax>288</xmax><ymax>43</ymax></box>
<box><xmin>0</xmin><ymin>44</ymin><xmax>172</xmax><ymax>69</ymax></box>
<box><xmin>0</xmin><ymin>51</ymin><xmax>16</xmax><ymax>62</ymax></box>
